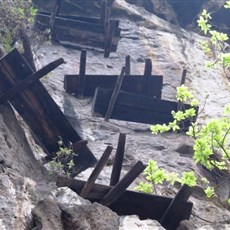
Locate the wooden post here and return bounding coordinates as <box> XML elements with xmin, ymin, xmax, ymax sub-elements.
<box><xmin>104</xmin><ymin>66</ymin><xmax>126</xmax><ymax>121</ymax></box>
<box><xmin>160</xmin><ymin>184</ymin><xmax>192</xmax><ymax>229</ymax></box>
<box><xmin>110</xmin><ymin>133</ymin><xmax>126</xmax><ymax>186</ymax></box>
<box><xmin>78</xmin><ymin>49</ymin><xmax>87</xmax><ymax>98</ymax></box>
<box><xmin>0</xmin><ymin>58</ymin><xmax>64</xmax><ymax>105</ymax></box>
<box><xmin>100</xmin><ymin>161</ymin><xmax>145</xmax><ymax>207</ymax></box>
<box><xmin>80</xmin><ymin>146</ymin><xmax>113</xmax><ymax>198</ymax></box>
<box><xmin>104</xmin><ymin>20</ymin><xmax>115</xmax><ymax>58</ymax></box>
<box><xmin>49</xmin><ymin>0</ymin><xmax>61</xmax><ymax>34</ymax></box>
<box><xmin>144</xmin><ymin>58</ymin><xmax>152</xmax><ymax>96</ymax></box>
<box><xmin>125</xmin><ymin>55</ymin><xmax>131</xmax><ymax>75</ymax></box>
<box><xmin>177</xmin><ymin>69</ymin><xmax>187</xmax><ymax>111</ymax></box>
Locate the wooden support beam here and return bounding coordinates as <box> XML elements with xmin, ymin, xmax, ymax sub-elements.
<box><xmin>110</xmin><ymin>133</ymin><xmax>126</xmax><ymax>186</ymax></box>
<box><xmin>100</xmin><ymin>161</ymin><xmax>145</xmax><ymax>207</ymax></box>
<box><xmin>160</xmin><ymin>184</ymin><xmax>192</xmax><ymax>229</ymax></box>
<box><xmin>92</xmin><ymin>87</ymin><xmax>198</xmax><ymax>127</ymax></box>
<box><xmin>57</xmin><ymin>176</ymin><xmax>193</xmax><ymax>225</ymax></box>
<box><xmin>78</xmin><ymin>50</ymin><xmax>87</xmax><ymax>98</ymax></box>
<box><xmin>0</xmin><ymin>58</ymin><xmax>64</xmax><ymax>105</ymax></box>
<box><xmin>80</xmin><ymin>146</ymin><xmax>113</xmax><ymax>198</ymax></box>
<box><xmin>125</xmin><ymin>55</ymin><xmax>131</xmax><ymax>75</ymax></box>
<box><xmin>104</xmin><ymin>66</ymin><xmax>126</xmax><ymax>121</ymax></box>
<box><xmin>49</xmin><ymin>0</ymin><xmax>61</xmax><ymax>30</ymax></box>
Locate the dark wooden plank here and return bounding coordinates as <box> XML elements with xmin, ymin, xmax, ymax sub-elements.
<box><xmin>160</xmin><ymin>185</ymin><xmax>193</xmax><ymax>230</ymax></box>
<box><xmin>56</xmin><ymin>176</ymin><xmax>193</xmax><ymax>226</ymax></box>
<box><xmin>0</xmin><ymin>49</ymin><xmax>96</xmax><ymax>174</ymax></box>
<box><xmin>104</xmin><ymin>66</ymin><xmax>126</xmax><ymax>121</ymax></box>
<box><xmin>64</xmin><ymin>74</ymin><xmax>163</xmax><ymax>98</ymax></box>
<box><xmin>78</xmin><ymin>50</ymin><xmax>87</xmax><ymax>98</ymax></box>
<box><xmin>71</xmin><ymin>140</ymin><xmax>88</xmax><ymax>152</ymax></box>
<box><xmin>110</xmin><ymin>133</ymin><xmax>126</xmax><ymax>186</ymax></box>
<box><xmin>177</xmin><ymin>69</ymin><xmax>187</xmax><ymax>111</ymax></box>
<box><xmin>0</xmin><ymin>58</ymin><xmax>64</xmax><ymax>105</ymax></box>
<box><xmin>100</xmin><ymin>161</ymin><xmax>145</xmax><ymax>206</ymax></box>
<box><xmin>92</xmin><ymin>87</ymin><xmax>198</xmax><ymax>126</ymax></box>
<box><xmin>80</xmin><ymin>146</ymin><xmax>113</xmax><ymax>198</ymax></box>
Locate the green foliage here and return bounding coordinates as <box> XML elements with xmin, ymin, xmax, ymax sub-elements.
<box><xmin>197</xmin><ymin>2</ymin><xmax>230</xmax><ymax>71</ymax></box>
<box><xmin>135</xmin><ymin>160</ymin><xmax>196</xmax><ymax>195</ymax></box>
<box><xmin>204</xmin><ymin>186</ymin><xmax>215</xmax><ymax>198</ymax></box>
<box><xmin>0</xmin><ymin>0</ymin><xmax>38</xmax><ymax>51</ymax></box>
<box><xmin>49</xmin><ymin>139</ymin><xmax>77</xmax><ymax>177</ymax></box>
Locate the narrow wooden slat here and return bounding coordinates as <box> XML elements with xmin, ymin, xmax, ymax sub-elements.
<box><xmin>100</xmin><ymin>161</ymin><xmax>145</xmax><ymax>207</ymax></box>
<box><xmin>177</xmin><ymin>69</ymin><xmax>187</xmax><ymax>111</ymax></box>
<box><xmin>80</xmin><ymin>146</ymin><xmax>113</xmax><ymax>198</ymax></box>
<box><xmin>49</xmin><ymin>0</ymin><xmax>61</xmax><ymax>30</ymax></box>
<box><xmin>160</xmin><ymin>184</ymin><xmax>192</xmax><ymax>229</ymax></box>
<box><xmin>125</xmin><ymin>55</ymin><xmax>131</xmax><ymax>75</ymax></box>
<box><xmin>0</xmin><ymin>58</ymin><xmax>64</xmax><ymax>105</ymax></box>
<box><xmin>104</xmin><ymin>20</ymin><xmax>116</xmax><ymax>57</ymax></box>
<box><xmin>78</xmin><ymin>50</ymin><xmax>87</xmax><ymax>98</ymax></box>
<box><xmin>110</xmin><ymin>133</ymin><xmax>126</xmax><ymax>186</ymax></box>
<box><xmin>104</xmin><ymin>66</ymin><xmax>126</xmax><ymax>121</ymax></box>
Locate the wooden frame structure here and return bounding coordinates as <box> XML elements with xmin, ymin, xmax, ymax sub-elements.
<box><xmin>35</xmin><ymin>0</ymin><xmax>121</xmax><ymax>57</ymax></box>
<box><xmin>64</xmin><ymin>50</ymin><xmax>163</xmax><ymax>98</ymax></box>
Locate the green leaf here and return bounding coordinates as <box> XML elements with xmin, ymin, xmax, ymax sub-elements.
<box><xmin>179</xmin><ymin>171</ymin><xmax>197</xmax><ymax>187</ymax></box>
<box><xmin>204</xmin><ymin>186</ymin><xmax>215</xmax><ymax>198</ymax></box>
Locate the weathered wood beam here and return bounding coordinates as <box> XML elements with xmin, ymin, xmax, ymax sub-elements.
<box><xmin>160</xmin><ymin>184</ymin><xmax>193</xmax><ymax>229</ymax></box>
<box><xmin>0</xmin><ymin>58</ymin><xmax>64</xmax><ymax>105</ymax></box>
<box><xmin>100</xmin><ymin>161</ymin><xmax>145</xmax><ymax>206</ymax></box>
<box><xmin>125</xmin><ymin>55</ymin><xmax>131</xmax><ymax>75</ymax></box>
<box><xmin>64</xmin><ymin>74</ymin><xmax>163</xmax><ymax>98</ymax></box>
<box><xmin>104</xmin><ymin>66</ymin><xmax>126</xmax><ymax>121</ymax></box>
<box><xmin>80</xmin><ymin>146</ymin><xmax>113</xmax><ymax>198</ymax></box>
<box><xmin>110</xmin><ymin>133</ymin><xmax>126</xmax><ymax>186</ymax></box>
<box><xmin>92</xmin><ymin>87</ymin><xmax>197</xmax><ymax>126</ymax></box>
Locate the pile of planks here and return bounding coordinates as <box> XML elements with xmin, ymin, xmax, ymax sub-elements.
<box><xmin>64</xmin><ymin>50</ymin><xmax>198</xmax><ymax>127</ymax></box>
<box><xmin>57</xmin><ymin>133</ymin><xmax>193</xmax><ymax>230</ymax></box>
<box><xmin>34</xmin><ymin>0</ymin><xmax>121</xmax><ymax>57</ymax></box>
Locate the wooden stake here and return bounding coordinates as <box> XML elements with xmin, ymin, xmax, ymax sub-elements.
<box><xmin>80</xmin><ymin>146</ymin><xmax>113</xmax><ymax>198</ymax></box>
<box><xmin>104</xmin><ymin>66</ymin><xmax>126</xmax><ymax>121</ymax></box>
<box><xmin>125</xmin><ymin>55</ymin><xmax>131</xmax><ymax>75</ymax></box>
<box><xmin>144</xmin><ymin>58</ymin><xmax>152</xmax><ymax>97</ymax></box>
<box><xmin>160</xmin><ymin>184</ymin><xmax>192</xmax><ymax>229</ymax></box>
<box><xmin>78</xmin><ymin>50</ymin><xmax>87</xmax><ymax>98</ymax></box>
<box><xmin>0</xmin><ymin>58</ymin><xmax>64</xmax><ymax>105</ymax></box>
<box><xmin>110</xmin><ymin>133</ymin><xmax>126</xmax><ymax>186</ymax></box>
<box><xmin>177</xmin><ymin>69</ymin><xmax>187</xmax><ymax>111</ymax></box>
<box><xmin>100</xmin><ymin>161</ymin><xmax>145</xmax><ymax>207</ymax></box>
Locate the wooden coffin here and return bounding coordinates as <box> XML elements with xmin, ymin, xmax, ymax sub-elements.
<box><xmin>57</xmin><ymin>177</ymin><xmax>193</xmax><ymax>230</ymax></box>
<box><xmin>92</xmin><ymin>87</ymin><xmax>198</xmax><ymax>126</ymax></box>
<box><xmin>0</xmin><ymin>49</ymin><xmax>96</xmax><ymax>173</ymax></box>
<box><xmin>64</xmin><ymin>74</ymin><xmax>163</xmax><ymax>98</ymax></box>
<box><xmin>35</xmin><ymin>13</ymin><xmax>120</xmax><ymax>52</ymax></box>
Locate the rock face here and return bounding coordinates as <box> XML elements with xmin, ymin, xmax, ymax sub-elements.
<box><xmin>1</xmin><ymin>0</ymin><xmax>230</xmax><ymax>229</ymax></box>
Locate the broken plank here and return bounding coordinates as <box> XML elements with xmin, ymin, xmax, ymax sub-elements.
<box><xmin>92</xmin><ymin>87</ymin><xmax>198</xmax><ymax>127</ymax></box>
<box><xmin>160</xmin><ymin>185</ymin><xmax>193</xmax><ymax>230</ymax></box>
<box><xmin>80</xmin><ymin>145</ymin><xmax>113</xmax><ymax>198</ymax></box>
<box><xmin>104</xmin><ymin>66</ymin><xmax>126</xmax><ymax>121</ymax></box>
<box><xmin>0</xmin><ymin>49</ymin><xmax>96</xmax><ymax>174</ymax></box>
<box><xmin>110</xmin><ymin>133</ymin><xmax>126</xmax><ymax>186</ymax></box>
<box><xmin>64</xmin><ymin>74</ymin><xmax>163</xmax><ymax>98</ymax></box>
<box><xmin>100</xmin><ymin>161</ymin><xmax>145</xmax><ymax>207</ymax></box>
<box><xmin>57</xmin><ymin>176</ymin><xmax>193</xmax><ymax>228</ymax></box>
